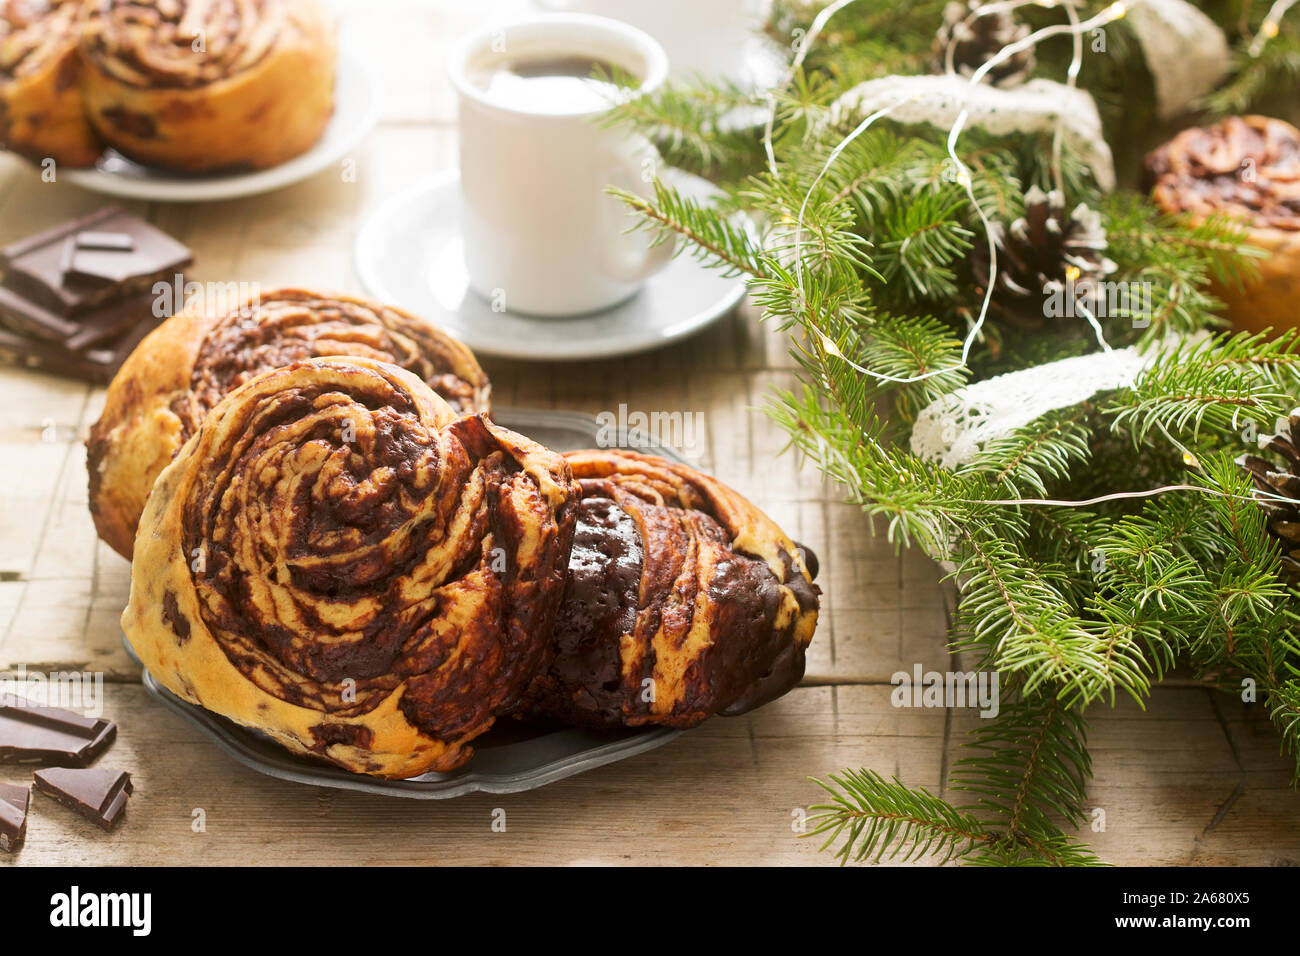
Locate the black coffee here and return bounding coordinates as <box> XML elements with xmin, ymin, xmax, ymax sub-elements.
<box><xmin>471</xmin><ymin>55</ymin><xmax>633</xmax><ymax>113</ymax></box>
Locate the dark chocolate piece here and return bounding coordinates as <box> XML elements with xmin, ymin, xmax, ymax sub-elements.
<box><xmin>0</xmin><ymin>299</ymin><xmax>163</xmax><ymax>384</ymax></box>
<box><xmin>0</xmin><ymin>327</ymin><xmax>111</xmax><ymax>382</ymax></box>
<box><xmin>33</xmin><ymin>767</ymin><xmax>132</xmax><ymax>831</ymax></box>
<box><xmin>76</xmin><ymin>231</ymin><xmax>135</xmax><ymax>251</ymax></box>
<box><xmin>1</xmin><ymin>206</ymin><xmax>190</xmax><ymax>314</ymax></box>
<box><xmin>57</xmin><ymin>237</ymin><xmax>77</xmax><ymax>280</ymax></box>
<box><xmin>0</xmin><ymin>698</ymin><xmax>116</xmax><ymax>766</ymax></box>
<box><xmin>0</xmin><ymin>284</ymin><xmax>79</xmax><ymax>341</ymax></box>
<box><xmin>85</xmin><ymin>308</ymin><xmax>162</xmax><ymax>370</ymax></box>
<box><xmin>0</xmin><ymin>781</ymin><xmax>29</xmax><ymax>853</ymax></box>
<box><xmin>64</xmin><ymin>288</ymin><xmax>163</xmax><ymax>352</ymax></box>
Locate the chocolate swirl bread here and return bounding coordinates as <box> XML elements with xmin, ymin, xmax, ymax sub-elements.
<box><xmin>122</xmin><ymin>357</ymin><xmax>578</xmax><ymax>778</ymax></box>
<box><xmin>78</xmin><ymin>0</ymin><xmax>336</xmax><ymax>171</ymax></box>
<box><xmin>521</xmin><ymin>450</ymin><xmax>820</xmax><ymax>729</ymax></box>
<box><xmin>1147</xmin><ymin>116</ymin><xmax>1300</xmax><ymax>334</ymax></box>
<box><xmin>88</xmin><ymin>288</ymin><xmax>491</xmax><ymax>560</ymax></box>
<box><xmin>0</xmin><ymin>0</ymin><xmax>102</xmax><ymax>165</ymax></box>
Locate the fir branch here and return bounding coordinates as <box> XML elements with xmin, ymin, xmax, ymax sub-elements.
<box><xmin>1106</xmin><ymin>334</ymin><xmax>1297</xmax><ymax>444</ymax></box>
<box><xmin>960</xmin><ymin>406</ymin><xmax>1094</xmax><ymax>496</ymax></box>
<box><xmin>951</xmin><ymin>520</ymin><xmax>1151</xmax><ymax>705</ymax></box>
<box><xmin>807</xmin><ymin>769</ymin><xmax>994</xmax><ymax>865</ymax></box>
<box><xmin>608</xmin><ymin>180</ymin><xmax>769</xmax><ymax>279</ymax></box>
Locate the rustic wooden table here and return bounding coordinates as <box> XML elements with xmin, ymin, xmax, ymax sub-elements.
<box><xmin>0</xmin><ymin>0</ymin><xmax>1297</xmax><ymax>866</ymax></box>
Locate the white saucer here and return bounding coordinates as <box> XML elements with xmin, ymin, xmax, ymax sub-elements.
<box><xmin>353</xmin><ymin>169</ymin><xmax>748</xmax><ymax>361</ymax></box>
<box><xmin>63</xmin><ymin>46</ymin><xmax>380</xmax><ymax>203</ymax></box>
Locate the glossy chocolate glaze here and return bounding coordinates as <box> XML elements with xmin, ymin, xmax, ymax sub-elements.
<box><xmin>546</xmin><ymin>496</ymin><xmax>645</xmax><ymax>724</ymax></box>
<box><xmin>526</xmin><ymin>454</ymin><xmax>821</xmax><ymax>729</ymax></box>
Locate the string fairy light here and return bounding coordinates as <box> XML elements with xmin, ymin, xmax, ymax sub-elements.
<box><xmin>764</xmin><ymin>0</ymin><xmax>1128</xmax><ymax>385</ymax></box>
<box><xmin>957</xmin><ymin>483</ymin><xmax>1288</xmax><ymax>510</ymax></box>
<box><xmin>1248</xmin><ymin>0</ymin><xmax>1300</xmax><ymax>57</ymax></box>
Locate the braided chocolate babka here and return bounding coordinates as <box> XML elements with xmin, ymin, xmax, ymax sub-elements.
<box><xmin>521</xmin><ymin>450</ymin><xmax>820</xmax><ymax>729</ymax></box>
<box><xmin>78</xmin><ymin>0</ymin><xmax>336</xmax><ymax>172</ymax></box>
<box><xmin>88</xmin><ymin>288</ymin><xmax>490</xmax><ymax>560</ymax></box>
<box><xmin>0</xmin><ymin>0</ymin><xmax>102</xmax><ymax>165</ymax></box>
<box><xmin>122</xmin><ymin>357</ymin><xmax>577</xmax><ymax>778</ymax></box>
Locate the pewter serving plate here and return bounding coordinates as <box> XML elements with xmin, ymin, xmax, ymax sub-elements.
<box><xmin>124</xmin><ymin>409</ymin><xmax>684</xmax><ymax>798</ymax></box>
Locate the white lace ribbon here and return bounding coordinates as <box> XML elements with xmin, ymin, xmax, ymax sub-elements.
<box><xmin>831</xmin><ymin>75</ymin><xmax>1116</xmax><ymax>191</ymax></box>
<box><xmin>910</xmin><ymin>346</ymin><xmax>1154</xmax><ymax>469</ymax></box>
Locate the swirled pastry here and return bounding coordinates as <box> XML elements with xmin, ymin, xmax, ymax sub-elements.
<box><xmin>1147</xmin><ymin>116</ymin><xmax>1300</xmax><ymax>335</ymax></box>
<box><xmin>87</xmin><ymin>288</ymin><xmax>490</xmax><ymax>561</ymax></box>
<box><xmin>122</xmin><ymin>357</ymin><xmax>578</xmax><ymax>778</ymax></box>
<box><xmin>0</xmin><ymin>0</ymin><xmax>102</xmax><ymax>166</ymax></box>
<box><xmin>79</xmin><ymin>0</ymin><xmax>336</xmax><ymax>172</ymax></box>
<box><xmin>521</xmin><ymin>450</ymin><xmax>820</xmax><ymax>729</ymax></box>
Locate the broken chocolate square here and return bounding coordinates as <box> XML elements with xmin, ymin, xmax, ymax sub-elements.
<box><xmin>1</xmin><ymin>206</ymin><xmax>190</xmax><ymax>314</ymax></box>
<box><xmin>34</xmin><ymin>767</ymin><xmax>132</xmax><ymax>831</ymax></box>
<box><xmin>0</xmin><ymin>698</ymin><xmax>116</xmax><ymax>766</ymax></box>
<box><xmin>0</xmin><ymin>781</ymin><xmax>29</xmax><ymax>853</ymax></box>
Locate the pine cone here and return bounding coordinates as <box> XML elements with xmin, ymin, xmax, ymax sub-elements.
<box><xmin>971</xmin><ymin>186</ymin><xmax>1116</xmax><ymax>328</ymax></box>
<box><xmin>1239</xmin><ymin>412</ymin><xmax>1300</xmax><ymax>577</ymax></box>
<box><xmin>933</xmin><ymin>0</ymin><xmax>1034</xmax><ymax>87</ymax></box>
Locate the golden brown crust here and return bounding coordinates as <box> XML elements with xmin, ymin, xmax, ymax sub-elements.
<box><xmin>521</xmin><ymin>449</ymin><xmax>820</xmax><ymax>730</ymax></box>
<box><xmin>122</xmin><ymin>357</ymin><xmax>577</xmax><ymax>778</ymax></box>
<box><xmin>78</xmin><ymin>0</ymin><xmax>336</xmax><ymax>172</ymax></box>
<box><xmin>87</xmin><ymin>288</ymin><xmax>491</xmax><ymax>560</ymax></box>
<box><xmin>0</xmin><ymin>0</ymin><xmax>103</xmax><ymax>166</ymax></box>
<box><xmin>1147</xmin><ymin>115</ymin><xmax>1300</xmax><ymax>335</ymax></box>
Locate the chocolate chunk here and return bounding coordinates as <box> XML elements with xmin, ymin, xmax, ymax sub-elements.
<box><xmin>63</xmin><ymin>288</ymin><xmax>163</xmax><ymax>352</ymax></box>
<box><xmin>0</xmin><ymin>298</ymin><xmax>164</xmax><ymax>384</ymax></box>
<box><xmin>0</xmin><ymin>326</ymin><xmax>113</xmax><ymax>382</ymax></box>
<box><xmin>0</xmin><ymin>698</ymin><xmax>116</xmax><ymax>766</ymax></box>
<box><xmin>76</xmin><ymin>231</ymin><xmax>135</xmax><ymax>252</ymax></box>
<box><xmin>34</xmin><ymin>767</ymin><xmax>132</xmax><ymax>831</ymax></box>
<box><xmin>1</xmin><ymin>206</ymin><xmax>190</xmax><ymax>315</ymax></box>
<box><xmin>57</xmin><ymin>237</ymin><xmax>77</xmax><ymax>280</ymax></box>
<box><xmin>0</xmin><ymin>284</ymin><xmax>80</xmax><ymax>341</ymax></box>
<box><xmin>85</xmin><ymin>307</ymin><xmax>162</xmax><ymax>370</ymax></box>
<box><xmin>0</xmin><ymin>781</ymin><xmax>29</xmax><ymax>853</ymax></box>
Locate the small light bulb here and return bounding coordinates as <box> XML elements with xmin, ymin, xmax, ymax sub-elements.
<box><xmin>1109</xmin><ymin>2</ymin><xmax>1127</xmax><ymax>19</ymax></box>
<box><xmin>1183</xmin><ymin>451</ymin><xmax>1199</xmax><ymax>468</ymax></box>
<box><xmin>1065</xmin><ymin>265</ymin><xmax>1082</xmax><ymax>282</ymax></box>
<box><xmin>1264</xmin><ymin>20</ymin><xmax>1280</xmax><ymax>38</ymax></box>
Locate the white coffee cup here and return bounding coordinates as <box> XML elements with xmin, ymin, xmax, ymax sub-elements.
<box><xmin>449</xmin><ymin>14</ymin><xmax>674</xmax><ymax>318</ymax></box>
<box><xmin>534</xmin><ymin>0</ymin><xmax>771</xmax><ymax>85</ymax></box>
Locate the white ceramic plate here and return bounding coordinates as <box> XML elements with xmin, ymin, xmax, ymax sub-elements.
<box><xmin>353</xmin><ymin>168</ymin><xmax>748</xmax><ymax>361</ymax></box>
<box><xmin>63</xmin><ymin>46</ymin><xmax>380</xmax><ymax>203</ymax></box>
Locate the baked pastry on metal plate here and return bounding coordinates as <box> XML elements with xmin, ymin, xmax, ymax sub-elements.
<box><xmin>79</xmin><ymin>0</ymin><xmax>336</xmax><ymax>172</ymax></box>
<box><xmin>522</xmin><ymin>449</ymin><xmax>820</xmax><ymax>730</ymax></box>
<box><xmin>122</xmin><ymin>357</ymin><xmax>577</xmax><ymax>778</ymax></box>
<box><xmin>87</xmin><ymin>288</ymin><xmax>491</xmax><ymax>560</ymax></box>
<box><xmin>0</xmin><ymin>0</ymin><xmax>102</xmax><ymax>166</ymax></box>
<box><xmin>1147</xmin><ymin>115</ymin><xmax>1300</xmax><ymax>335</ymax></box>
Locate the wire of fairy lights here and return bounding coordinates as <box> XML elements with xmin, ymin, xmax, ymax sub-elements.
<box><xmin>765</xmin><ymin>0</ymin><xmax>1128</xmax><ymax>386</ymax></box>
<box><xmin>1249</xmin><ymin>0</ymin><xmax>1300</xmax><ymax>57</ymax></box>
